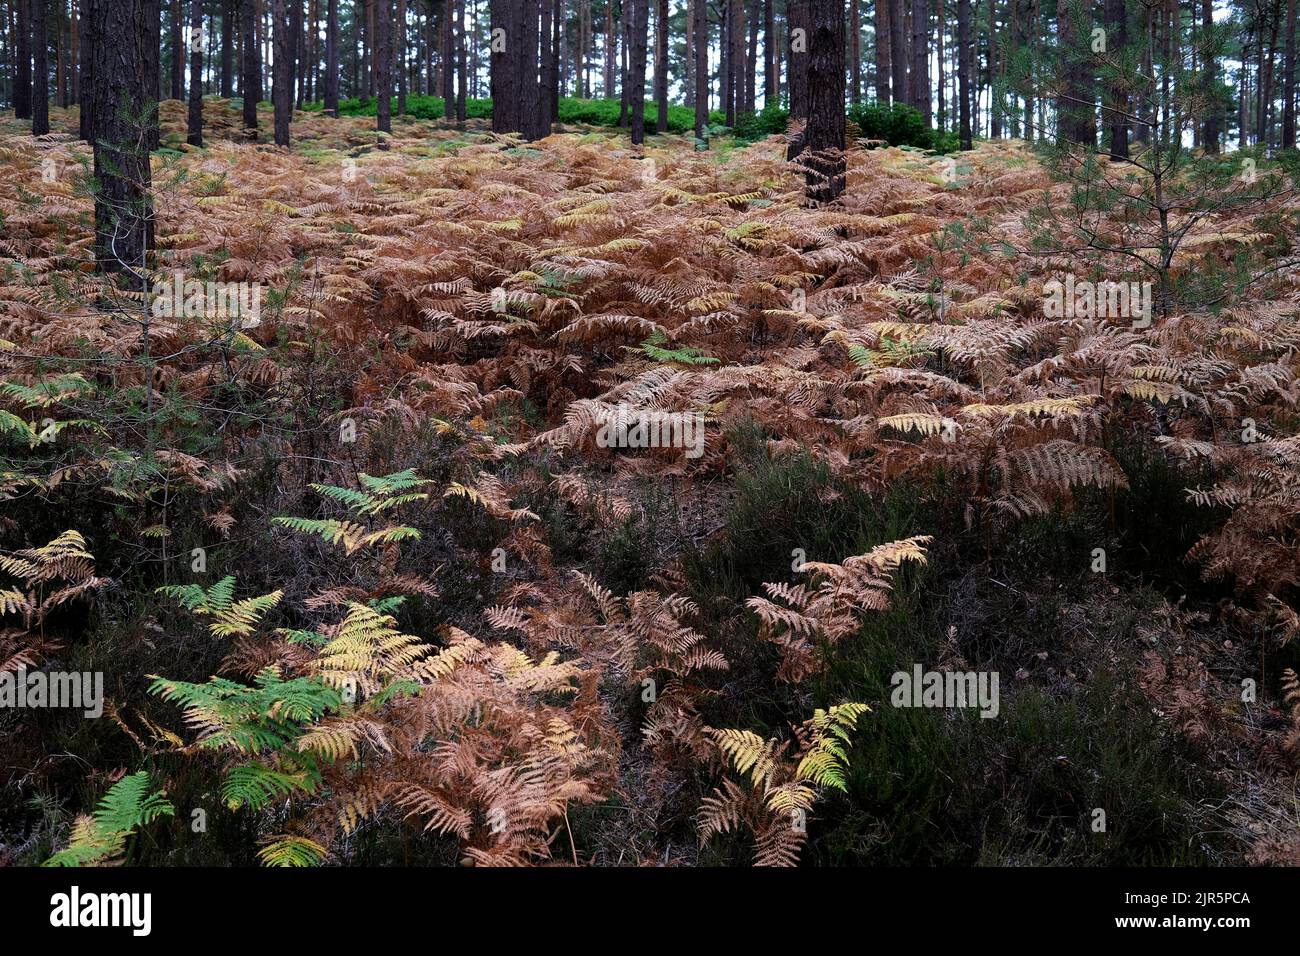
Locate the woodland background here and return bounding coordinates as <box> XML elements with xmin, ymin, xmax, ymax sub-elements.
<box><xmin>0</xmin><ymin>0</ymin><xmax>1298</xmax><ymax>868</ymax></box>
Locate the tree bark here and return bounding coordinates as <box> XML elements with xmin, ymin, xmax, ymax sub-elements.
<box><xmin>325</xmin><ymin>0</ymin><xmax>339</xmax><ymax>113</ymax></box>
<box><xmin>889</xmin><ymin>0</ymin><xmax>908</xmax><ymax>106</ymax></box>
<box><xmin>1282</xmin><ymin>0</ymin><xmax>1295</xmax><ymax>148</ymax></box>
<box><xmin>272</xmin><ymin>0</ymin><xmax>291</xmax><ymax>144</ymax></box>
<box><xmin>788</xmin><ymin>0</ymin><xmax>809</xmax><ymax>117</ymax></box>
<box><xmin>874</xmin><ymin>0</ymin><xmax>891</xmax><ymax>102</ymax></box>
<box><xmin>911</xmin><ymin>0</ymin><xmax>928</xmax><ymax>119</ymax></box>
<box><xmin>804</xmin><ymin>0</ymin><xmax>845</xmax><ymax>202</ymax></box>
<box><xmin>221</xmin><ymin>0</ymin><xmax>234</xmax><ymax>96</ymax></box>
<box><xmin>33</xmin><ymin>0</ymin><xmax>49</xmax><ymax>134</ymax></box>
<box><xmin>694</xmin><ymin>0</ymin><xmax>707</xmax><ymax>137</ymax></box>
<box><xmin>655</xmin><ymin>0</ymin><xmax>668</xmax><ymax>130</ymax></box>
<box><xmin>1104</xmin><ymin>0</ymin><xmax>1127</xmax><ymax>157</ymax></box>
<box><xmin>376</xmin><ymin>0</ymin><xmax>391</xmax><ymax>130</ymax></box>
<box><xmin>17</xmin><ymin>0</ymin><xmax>32</xmax><ymax>120</ymax></box>
<box><xmin>958</xmin><ymin>0</ymin><xmax>972</xmax><ymax>148</ymax></box>
<box><xmin>241</xmin><ymin>0</ymin><xmax>259</xmax><ymax>129</ymax></box>
<box><xmin>170</xmin><ymin>0</ymin><xmax>183</xmax><ymax>99</ymax></box>
<box><xmin>79</xmin><ymin>0</ymin><xmax>93</xmax><ymax>139</ymax></box>
<box><xmin>188</xmin><ymin>0</ymin><xmax>203</xmax><ymax>144</ymax></box>
<box><xmin>630</xmin><ymin>0</ymin><xmax>649</xmax><ymax>143</ymax></box>
<box><xmin>91</xmin><ymin>0</ymin><xmax>153</xmax><ymax>271</ymax></box>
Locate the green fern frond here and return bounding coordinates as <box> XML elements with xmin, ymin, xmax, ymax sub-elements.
<box><xmin>43</xmin><ymin>772</ymin><xmax>174</xmax><ymax>867</ymax></box>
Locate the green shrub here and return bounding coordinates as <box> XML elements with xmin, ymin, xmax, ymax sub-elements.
<box><xmin>847</xmin><ymin>100</ymin><xmax>960</xmax><ymax>153</ymax></box>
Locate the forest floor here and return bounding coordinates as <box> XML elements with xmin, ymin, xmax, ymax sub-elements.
<box><xmin>1</xmin><ymin>98</ymin><xmax>1298</xmax><ymax>866</ymax></box>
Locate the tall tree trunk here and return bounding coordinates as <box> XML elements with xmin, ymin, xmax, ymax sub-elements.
<box><xmin>441</xmin><ymin>0</ymin><xmax>452</xmax><ymax>116</ymax></box>
<box><xmin>79</xmin><ymin>0</ymin><xmax>93</xmax><ymax>139</ymax></box>
<box><xmin>454</xmin><ymin>0</ymin><xmax>465</xmax><ymax>119</ymax></box>
<box><xmin>221</xmin><ymin>0</ymin><xmax>234</xmax><ymax>96</ymax></box>
<box><xmin>694</xmin><ymin>0</ymin><xmax>707</xmax><ymax>136</ymax></box>
<box><xmin>272</xmin><ymin>0</ymin><xmax>291</xmax><ymax>144</ymax></box>
<box><xmin>746</xmin><ymin>0</ymin><xmax>758</xmax><ymax>112</ymax></box>
<box><xmin>937</xmin><ymin>0</ymin><xmax>945</xmax><ymax>126</ymax></box>
<box><xmin>911</xmin><ymin>0</ymin><xmax>928</xmax><ymax>119</ymax></box>
<box><xmin>958</xmin><ymin>0</ymin><xmax>972</xmax><ymax>148</ymax></box>
<box><xmin>292</xmin><ymin>0</ymin><xmax>304</xmax><ymax>107</ymax></box>
<box><xmin>1104</xmin><ymin>0</ymin><xmax>1127</xmax><ymax>157</ymax></box>
<box><xmin>602</xmin><ymin>0</ymin><xmax>613</xmax><ymax>97</ymax></box>
<box><xmin>804</xmin><ymin>0</ymin><xmax>845</xmax><ymax>201</ymax></box>
<box><xmin>242</xmin><ymin>0</ymin><xmax>259</xmax><ymax>128</ymax></box>
<box><xmin>620</xmin><ymin>0</ymin><xmax>630</xmax><ymax>125</ymax></box>
<box><xmin>788</xmin><ymin>0</ymin><xmax>809</xmax><ymax>117</ymax></box>
<box><xmin>764</xmin><ymin>0</ymin><xmax>776</xmax><ymax>104</ymax></box>
<box><xmin>850</xmin><ymin>0</ymin><xmax>861</xmax><ymax>104</ymax></box>
<box><xmin>729</xmin><ymin>0</ymin><xmax>745</xmax><ymax>122</ymax></box>
<box><xmin>875</xmin><ymin>0</ymin><xmax>891</xmax><ymax>102</ymax></box>
<box><xmin>542</xmin><ymin>0</ymin><xmax>556</xmax><ymax>123</ymax></box>
<box><xmin>187</xmin><ymin>0</ymin><xmax>203</xmax><ymax>143</ymax></box>
<box><xmin>630</xmin><ymin>0</ymin><xmax>648</xmax><ymax>143</ymax></box>
<box><xmin>685</xmin><ymin>0</ymin><xmax>695</xmax><ymax>105</ymax></box>
<box><xmin>655</xmin><ymin>0</ymin><xmax>667</xmax><ymax>129</ymax></box>
<box><xmin>1056</xmin><ymin>0</ymin><xmax>1092</xmax><ymax>147</ymax></box>
<box><xmin>92</xmin><ymin>0</ymin><xmax>153</xmax><ymax>271</ymax></box>
<box><xmin>1284</xmin><ymin>0</ymin><xmax>1296</xmax><ymax>148</ymax></box>
<box><xmin>376</xmin><ymin>0</ymin><xmax>391</xmax><ymax>130</ymax></box>
<box><xmin>889</xmin><ymin>0</ymin><xmax>907</xmax><ymax>106</ymax></box>
<box><xmin>16</xmin><ymin>0</ymin><xmax>32</xmax><ymax>120</ymax></box>
<box><xmin>988</xmin><ymin>0</ymin><xmax>1000</xmax><ymax>136</ymax></box>
<box><xmin>170</xmin><ymin>0</ymin><xmax>183</xmax><ymax>99</ymax></box>
<box><xmin>33</xmin><ymin>0</ymin><xmax>49</xmax><ymax>134</ymax></box>
<box><xmin>325</xmin><ymin>0</ymin><xmax>339</xmax><ymax>113</ymax></box>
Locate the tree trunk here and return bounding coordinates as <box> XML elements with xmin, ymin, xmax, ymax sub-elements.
<box><xmin>170</xmin><ymin>0</ymin><xmax>182</xmax><ymax>99</ymax></box>
<box><xmin>788</xmin><ymin>0</ymin><xmax>809</xmax><ymax>117</ymax></box>
<box><xmin>92</xmin><ymin>0</ymin><xmax>153</xmax><ymax>271</ymax></box>
<box><xmin>763</xmin><ymin>0</ymin><xmax>775</xmax><ymax>104</ymax></box>
<box><xmin>1104</xmin><ymin>0</ymin><xmax>1127</xmax><ymax>157</ymax></box>
<box><xmin>804</xmin><ymin>0</ymin><xmax>845</xmax><ymax>201</ymax></box>
<box><xmin>187</xmin><ymin>0</ymin><xmax>203</xmax><ymax>143</ymax></box>
<box><xmin>454</xmin><ymin>0</ymin><xmax>465</xmax><ymax>120</ymax></box>
<box><xmin>875</xmin><ymin>0</ymin><xmax>890</xmax><ymax>102</ymax></box>
<box><xmin>32</xmin><ymin>0</ymin><xmax>48</xmax><ymax>134</ymax></box>
<box><xmin>889</xmin><ymin>0</ymin><xmax>908</xmax><ymax>106</ymax></box>
<box><xmin>392</xmin><ymin>0</ymin><xmax>403</xmax><ymax>113</ymax></box>
<box><xmin>272</xmin><ymin>0</ymin><xmax>291</xmax><ymax>144</ymax></box>
<box><xmin>746</xmin><ymin>0</ymin><xmax>758</xmax><ymax>113</ymax></box>
<box><xmin>911</xmin><ymin>0</ymin><xmax>928</xmax><ymax>119</ymax></box>
<box><xmin>655</xmin><ymin>0</ymin><xmax>668</xmax><ymax>130</ymax></box>
<box><xmin>325</xmin><ymin>0</ymin><xmax>339</xmax><ymax>113</ymax></box>
<box><xmin>441</xmin><ymin>0</ymin><xmax>453</xmax><ymax>117</ymax></box>
<box><xmin>221</xmin><ymin>0</ymin><xmax>234</xmax><ymax>96</ymax></box>
<box><xmin>987</xmin><ymin>0</ymin><xmax>998</xmax><ymax>136</ymax></box>
<box><xmin>17</xmin><ymin>0</ymin><xmax>32</xmax><ymax>120</ymax></box>
<box><xmin>241</xmin><ymin>0</ymin><xmax>258</xmax><ymax>128</ymax></box>
<box><xmin>1056</xmin><ymin>0</ymin><xmax>1093</xmax><ymax>147</ymax></box>
<box><xmin>958</xmin><ymin>0</ymin><xmax>972</xmax><ymax>148</ymax></box>
<box><xmin>376</xmin><ymin>0</ymin><xmax>391</xmax><ymax>130</ymax></box>
<box><xmin>79</xmin><ymin>0</ymin><xmax>93</xmax><ymax>139</ymax></box>
<box><xmin>630</xmin><ymin>0</ymin><xmax>648</xmax><ymax>143</ymax></box>
<box><xmin>850</xmin><ymin>0</ymin><xmax>861</xmax><ymax>104</ymax></box>
<box><xmin>694</xmin><ymin>0</ymin><xmax>707</xmax><ymax>137</ymax></box>
<box><xmin>542</xmin><ymin>0</ymin><xmax>556</xmax><ymax>123</ymax></box>
<box><xmin>1284</xmin><ymin>0</ymin><xmax>1296</xmax><ymax>148</ymax></box>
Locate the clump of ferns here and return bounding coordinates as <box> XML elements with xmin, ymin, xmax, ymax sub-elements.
<box><xmin>43</xmin><ymin>771</ymin><xmax>174</xmax><ymax>867</ymax></box>
<box><xmin>0</xmin><ymin>529</ymin><xmax>107</xmax><ymax>671</ymax></box>
<box><xmin>150</xmin><ymin>580</ymin><xmax>435</xmax><ymax>866</ymax></box>
<box><xmin>699</xmin><ymin>702</ymin><xmax>870</xmax><ymax>866</ymax></box>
